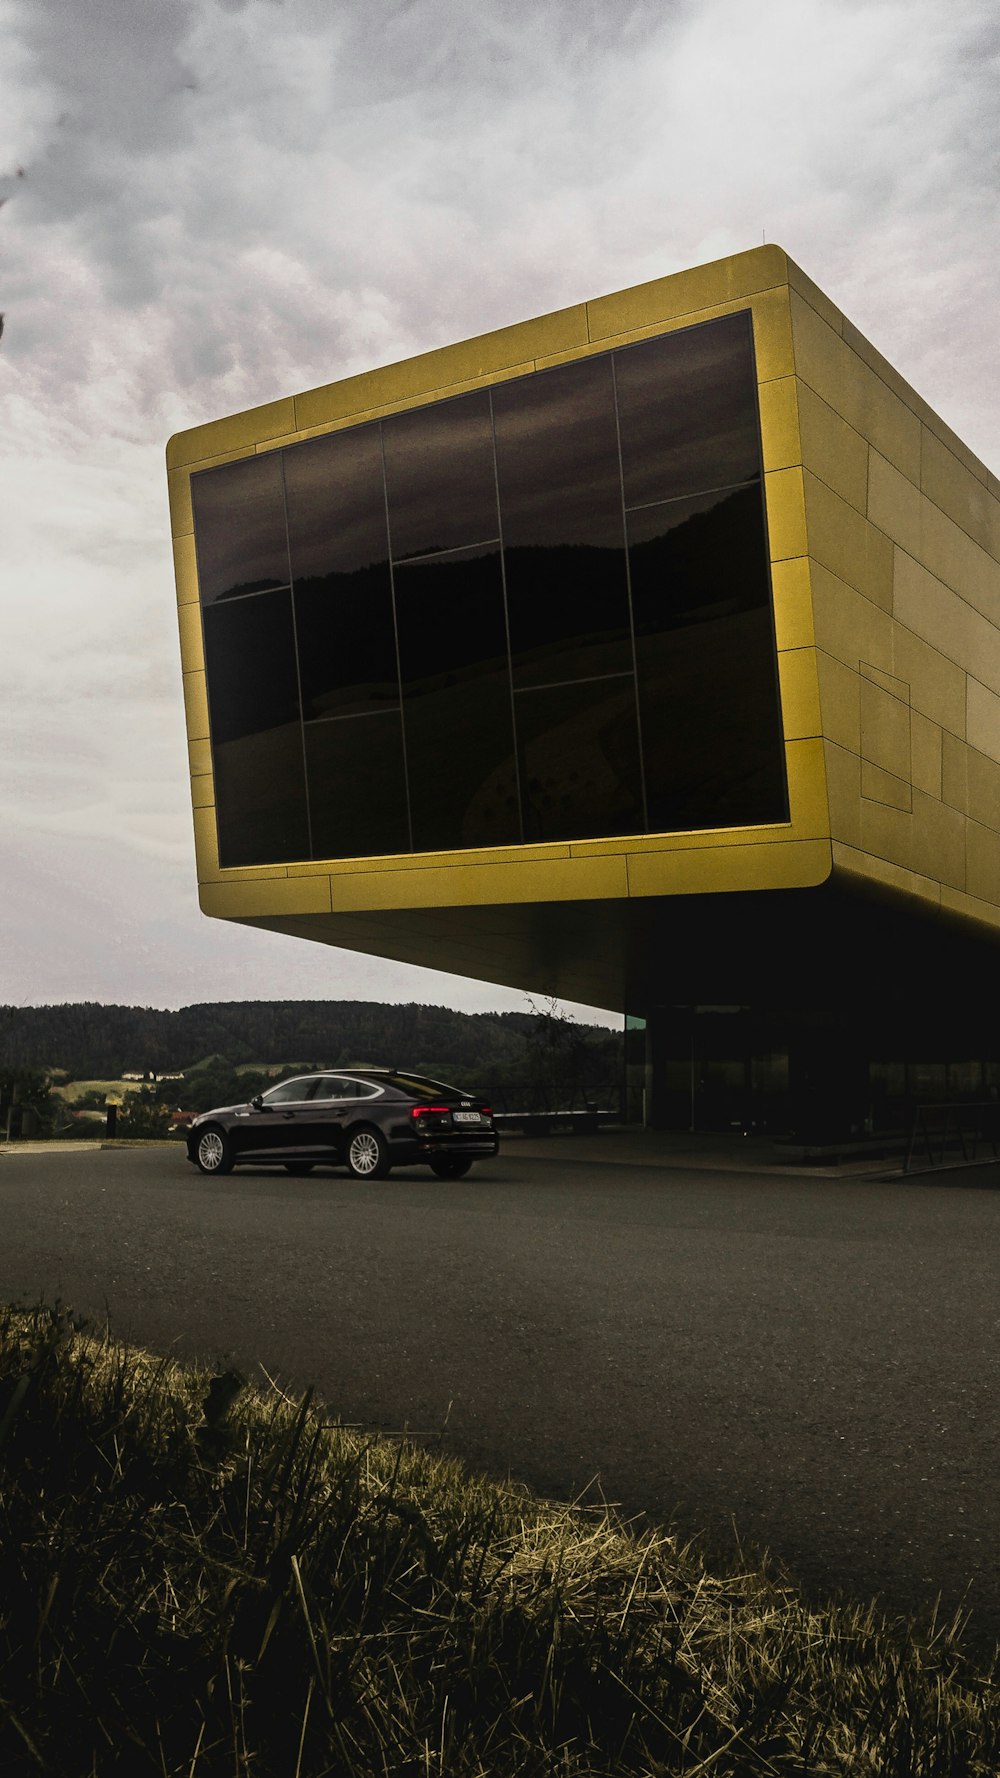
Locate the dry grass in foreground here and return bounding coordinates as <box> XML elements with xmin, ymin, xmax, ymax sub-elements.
<box><xmin>0</xmin><ymin>1303</ymin><xmax>998</xmax><ymax>1776</ymax></box>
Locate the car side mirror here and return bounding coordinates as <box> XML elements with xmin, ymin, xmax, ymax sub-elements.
<box><xmin>250</xmin><ymin>1094</ymin><xmax>264</xmax><ymax>1111</ymax></box>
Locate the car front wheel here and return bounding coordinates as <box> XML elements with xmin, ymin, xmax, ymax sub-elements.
<box><xmin>345</xmin><ymin>1126</ymin><xmax>390</xmax><ymax>1179</ymax></box>
<box><xmin>429</xmin><ymin>1156</ymin><xmax>473</xmax><ymax>1179</ymax></box>
<box><xmin>194</xmin><ymin>1126</ymin><xmax>233</xmax><ymax>1176</ymax></box>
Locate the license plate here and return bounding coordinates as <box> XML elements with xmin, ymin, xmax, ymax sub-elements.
<box><xmin>453</xmin><ymin>1111</ymin><xmax>481</xmax><ymax>1123</ymax></box>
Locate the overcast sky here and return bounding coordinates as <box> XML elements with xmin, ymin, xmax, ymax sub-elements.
<box><xmin>1</xmin><ymin>0</ymin><xmax>997</xmax><ymax>1018</ymax></box>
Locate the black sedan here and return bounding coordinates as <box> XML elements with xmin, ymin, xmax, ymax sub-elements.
<box><xmin>186</xmin><ymin>1068</ymin><xmax>498</xmax><ymax>1180</ymax></box>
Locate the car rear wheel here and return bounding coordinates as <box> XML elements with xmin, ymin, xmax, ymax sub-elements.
<box><xmin>429</xmin><ymin>1156</ymin><xmax>473</xmax><ymax>1179</ymax></box>
<box><xmin>283</xmin><ymin>1161</ymin><xmax>315</xmax><ymax>1175</ymax></box>
<box><xmin>194</xmin><ymin>1127</ymin><xmax>233</xmax><ymax>1176</ymax></box>
<box><xmin>346</xmin><ymin>1126</ymin><xmax>390</xmax><ymax>1179</ymax></box>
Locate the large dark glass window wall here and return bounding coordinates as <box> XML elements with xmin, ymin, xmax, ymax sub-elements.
<box><xmin>191</xmin><ymin>311</ymin><xmax>787</xmax><ymax>868</ymax></box>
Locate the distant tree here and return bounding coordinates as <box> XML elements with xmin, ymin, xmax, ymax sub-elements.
<box><xmin>179</xmin><ymin>1062</ymin><xmax>272</xmax><ymax>1115</ymax></box>
<box><xmin>0</xmin><ymin>1069</ymin><xmax>53</xmax><ymax>1138</ymax></box>
<box><xmin>0</xmin><ymin>1000</ymin><xmax>622</xmax><ymax>1111</ymax></box>
<box><xmin>120</xmin><ymin>1090</ymin><xmax>176</xmax><ymax>1140</ymax></box>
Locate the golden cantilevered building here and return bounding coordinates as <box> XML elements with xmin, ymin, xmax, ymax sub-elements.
<box><xmin>167</xmin><ymin>246</ymin><xmax>1000</xmax><ymax>1135</ymax></box>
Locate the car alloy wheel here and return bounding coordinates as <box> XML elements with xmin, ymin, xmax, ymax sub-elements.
<box><xmin>346</xmin><ymin>1127</ymin><xmax>389</xmax><ymax>1179</ymax></box>
<box><xmin>195</xmin><ymin>1128</ymin><xmax>232</xmax><ymax>1175</ymax></box>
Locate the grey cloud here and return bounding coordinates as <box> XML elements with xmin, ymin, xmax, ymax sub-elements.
<box><xmin>332</xmin><ymin>0</ymin><xmax>683</xmax><ymax>102</ymax></box>
<box><xmin>18</xmin><ymin>0</ymin><xmax>199</xmax><ymax>154</ymax></box>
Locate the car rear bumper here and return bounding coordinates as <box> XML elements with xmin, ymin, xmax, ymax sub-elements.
<box><xmin>407</xmin><ymin>1135</ymin><xmax>499</xmax><ymax>1160</ymax></box>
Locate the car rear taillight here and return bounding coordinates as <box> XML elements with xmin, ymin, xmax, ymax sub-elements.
<box><xmin>410</xmin><ymin>1104</ymin><xmax>451</xmax><ymax>1119</ymax></box>
<box><xmin>481</xmin><ymin>1106</ymin><xmax>492</xmax><ymax>1119</ymax></box>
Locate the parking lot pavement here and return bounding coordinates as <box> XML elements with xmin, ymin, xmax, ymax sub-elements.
<box><xmin>488</xmin><ymin>1125</ymin><xmax>1000</xmax><ymax>1184</ymax></box>
<box><xmin>504</xmin><ymin>1127</ymin><xmax>886</xmax><ymax>1176</ymax></box>
<box><xmin>2</xmin><ymin>1140</ymin><xmax>1000</xmax><ymax>1645</ymax></box>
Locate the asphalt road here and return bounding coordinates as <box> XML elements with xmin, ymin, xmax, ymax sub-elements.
<box><xmin>2</xmin><ymin>1142</ymin><xmax>1000</xmax><ymax>1644</ymax></box>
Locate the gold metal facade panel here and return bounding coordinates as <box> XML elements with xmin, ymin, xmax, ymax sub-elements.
<box><xmin>770</xmin><ymin>558</ymin><xmax>815</xmax><ymax>652</ymax></box>
<box><xmin>784</xmin><ymin>737</ymin><xmax>830</xmax><ymax>835</ymax></box>
<box><xmin>860</xmin><ymin>795</ymin><xmax>914</xmax><ymax>873</ymax></box>
<box><xmin>626</xmin><ymin>837</ymin><xmax>831</xmax><ymax>898</ymax></box>
<box><xmin>920</xmin><ymin>428</ymin><xmax>1000</xmax><ymax>559</ymax></box>
<box><xmin>176</xmin><ymin>600</ymin><xmax>204</xmax><ymax>673</ymax></box>
<box><xmin>783</xmin><ymin>255</ymin><xmax>846</xmax><ymax>334</ymax></box>
<box><xmin>294</xmin><ymin>307</ymin><xmax>589</xmax><ymax>434</ymax></box>
<box><xmin>188</xmin><ymin>737</ymin><xmax>212</xmax><ymax>778</ymax></box>
<box><xmin>809</xmin><ymin>564</ymin><xmax>893</xmax><ymax>673</ymax></box>
<box><xmin>859</xmin><ymin>663</ymin><xmax>908</xmax><ymax>700</ymax></box>
<box><xmin>831</xmin><ymin>839</ymin><xmax>943</xmax><ymax>913</ymax></box>
<box><xmin>796</xmin><ymin>383</ymin><xmax>869</xmax><ymax>513</ymax></box>
<box><xmin>566</xmin><ymin>821</ymin><xmax>791</xmax><ymax>859</ymax></box>
<box><xmin>167</xmin><ymin>398</ymin><xmax>297</xmax><ymax>471</ymax></box>
<box><xmin>839</xmin><ymin>317</ymin><xmax>951</xmax><ymax>452</ymax></box>
<box><xmin>919</xmin><ymin>500</ymin><xmax>1000</xmax><ymax>624</ymax></box>
<box><xmin>777</xmin><ymin>648</ymin><xmax>822</xmax><ymax>738</ymax></box>
<box><xmin>823</xmin><ymin>743</ymin><xmax>863</xmax><ymax>849</ymax></box>
<box><xmin>867</xmin><ymin>451</ymin><xmax>922</xmax><ymax>556</ymax></box>
<box><xmin>941</xmin><ymin>732</ymin><xmax>969</xmax><ymax>814</ymax></box>
<box><xmin>860</xmin><ymin>761</ymin><xmax>911</xmax><ymax>812</ymax></box>
<box><xmin>789</xmin><ymin>291</ymin><xmax>922</xmax><ymax>480</ymax></box>
<box><xmin>191</xmin><ymin>803</ymin><xmax>220</xmax><ymax>876</ymax></box>
<box><xmin>967</xmin><ymin>748</ymin><xmax>1000</xmax><ymax>828</ymax></box>
<box><xmin>306</xmin><ymin>841</ymin><xmax>572</xmax><ymax>878</ymax></box>
<box><xmin>967</xmin><ymin>820</ymin><xmax>1000</xmax><ymax>904</ymax></box>
<box><xmin>182</xmin><ymin>671</ymin><xmax>210</xmax><ymax>742</ymax></box>
<box><xmin>287</xmin><ymin>360</ymin><xmax>539</xmax><ymax>441</ymax></box>
<box><xmin>968</xmin><ymin>679</ymin><xmax>1000</xmax><ymax>767</ymax></box>
<box><xmin>763</xmin><ymin>468</ymin><xmax>808</xmax><ymax>560</ymax></box>
<box><xmin>330</xmin><ymin>854</ymin><xmax>629</xmax><ymax>913</ymax></box>
<box><xmin>744</xmin><ymin>285</ymin><xmax>797</xmax><ymax>384</ymax></box>
<box><xmin>909</xmin><ymin>713</ymin><xmax>943</xmax><ymax>800</ymax></box>
<box><xmin>894</xmin><ymin>553</ymin><xmax>1000</xmax><ymax>697</ymax></box>
<box><xmin>860</xmin><ymin>674</ymin><xmax>911</xmax><ymax>781</ymax></box>
<box><xmin>757</xmin><ymin>377</ymin><xmax>800</xmax><ymax>471</ymax></box>
<box><xmin>167</xmin><ymin>468</ymin><xmax>194</xmax><ymax>539</ymax></box>
<box><xmin>172</xmin><ymin>534</ymin><xmax>200</xmax><ymax>608</ymax></box>
<box><xmin>201</xmin><ymin>876</ymin><xmax>333</xmax><ymax>919</ymax></box>
<box><xmin>890</xmin><ymin>618</ymin><xmax>967</xmax><ymax>736</ymax></box>
<box><xmin>842</xmin><ymin>315</ymin><xmax>989</xmax><ymax>486</ymax></box>
<box><xmin>816</xmin><ymin>652</ymin><xmax>861</xmax><ymax>752</ymax></box>
<box><xmin>803</xmin><ymin>471</ymin><xmax>894</xmax><ymax>611</ymax></box>
<box><xmin>584</xmin><ymin>244</ymin><xmax>789</xmax><ymax>340</ymax></box>
<box><xmin>541</xmin><ymin>286</ymin><xmax>795</xmax><ymax>382</ymax></box>
<box><xmin>911</xmin><ymin>790</ymin><xmax>966</xmax><ymax>892</ymax></box>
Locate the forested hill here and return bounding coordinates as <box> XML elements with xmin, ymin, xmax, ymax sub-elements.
<box><xmin>0</xmin><ymin>1001</ymin><xmax>619</xmax><ymax>1082</ymax></box>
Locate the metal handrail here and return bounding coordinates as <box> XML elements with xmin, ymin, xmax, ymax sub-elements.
<box><xmin>903</xmin><ymin>1102</ymin><xmax>1000</xmax><ymax>1173</ymax></box>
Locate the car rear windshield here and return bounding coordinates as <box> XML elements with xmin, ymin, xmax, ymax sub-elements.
<box><xmin>380</xmin><ymin>1073</ymin><xmax>472</xmax><ymax>1100</ymax></box>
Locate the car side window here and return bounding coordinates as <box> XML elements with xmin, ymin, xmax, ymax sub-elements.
<box><xmin>310</xmin><ymin>1076</ymin><xmax>360</xmax><ymax>1102</ymax></box>
<box><xmin>263</xmin><ymin>1079</ymin><xmax>314</xmax><ymax>1105</ymax></box>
